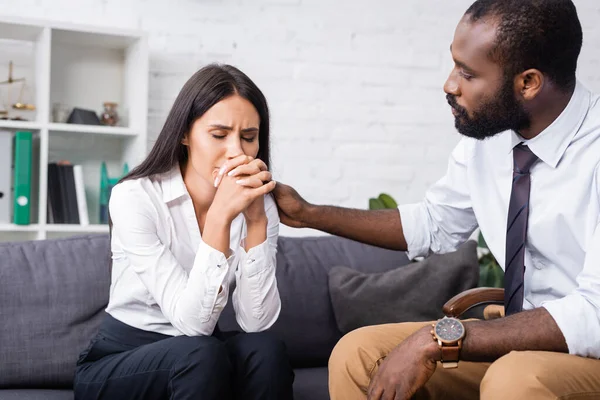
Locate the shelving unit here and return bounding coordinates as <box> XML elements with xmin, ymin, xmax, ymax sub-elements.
<box><xmin>0</xmin><ymin>16</ymin><xmax>149</xmax><ymax>242</ymax></box>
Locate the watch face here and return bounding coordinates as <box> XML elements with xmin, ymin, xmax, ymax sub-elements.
<box><xmin>435</xmin><ymin>318</ymin><xmax>464</xmax><ymax>342</ymax></box>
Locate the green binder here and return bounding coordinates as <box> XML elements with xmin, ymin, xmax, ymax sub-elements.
<box><xmin>13</xmin><ymin>131</ymin><xmax>32</xmax><ymax>225</ymax></box>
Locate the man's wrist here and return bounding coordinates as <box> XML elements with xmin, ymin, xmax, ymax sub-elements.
<box><xmin>421</xmin><ymin>326</ymin><xmax>443</xmax><ymax>362</ymax></box>
<box><xmin>302</xmin><ymin>203</ymin><xmax>319</xmax><ymax>228</ymax></box>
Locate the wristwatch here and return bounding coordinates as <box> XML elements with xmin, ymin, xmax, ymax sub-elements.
<box><xmin>431</xmin><ymin>317</ymin><xmax>465</xmax><ymax>369</ymax></box>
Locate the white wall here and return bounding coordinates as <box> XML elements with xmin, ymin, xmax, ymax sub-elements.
<box><xmin>1</xmin><ymin>0</ymin><xmax>599</xmax><ymax>236</ymax></box>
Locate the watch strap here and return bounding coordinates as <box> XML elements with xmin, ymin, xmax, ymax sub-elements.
<box><xmin>440</xmin><ymin>343</ymin><xmax>461</xmax><ymax>368</ymax></box>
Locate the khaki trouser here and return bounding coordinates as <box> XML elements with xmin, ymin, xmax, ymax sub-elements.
<box><xmin>329</xmin><ymin>321</ymin><xmax>600</xmax><ymax>400</ymax></box>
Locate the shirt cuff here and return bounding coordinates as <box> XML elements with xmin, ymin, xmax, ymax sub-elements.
<box><xmin>398</xmin><ymin>203</ymin><xmax>431</xmax><ymax>260</ymax></box>
<box><xmin>189</xmin><ymin>239</ymin><xmax>233</xmax><ymax>290</ymax></box>
<box><xmin>542</xmin><ymin>295</ymin><xmax>600</xmax><ymax>358</ymax></box>
<box><xmin>237</xmin><ymin>239</ymin><xmax>271</xmax><ymax>278</ymax></box>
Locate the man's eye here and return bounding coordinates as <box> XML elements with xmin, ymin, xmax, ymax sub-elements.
<box><xmin>459</xmin><ymin>70</ymin><xmax>473</xmax><ymax>80</ymax></box>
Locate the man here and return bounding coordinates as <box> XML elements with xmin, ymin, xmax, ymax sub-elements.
<box><xmin>237</xmin><ymin>0</ymin><xmax>600</xmax><ymax>399</ymax></box>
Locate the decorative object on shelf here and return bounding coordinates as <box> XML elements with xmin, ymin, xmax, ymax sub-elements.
<box><xmin>52</xmin><ymin>102</ymin><xmax>72</xmax><ymax>123</ymax></box>
<box><xmin>99</xmin><ymin>162</ymin><xmax>129</xmax><ymax>225</ymax></box>
<box><xmin>0</xmin><ymin>61</ymin><xmax>36</xmax><ymax>120</ymax></box>
<box><xmin>66</xmin><ymin>107</ymin><xmax>102</xmax><ymax>125</ymax></box>
<box><xmin>99</xmin><ymin>102</ymin><xmax>119</xmax><ymax>126</ymax></box>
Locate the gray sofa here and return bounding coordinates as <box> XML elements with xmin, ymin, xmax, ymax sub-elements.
<box><xmin>0</xmin><ymin>233</ymin><xmax>410</xmax><ymax>400</ymax></box>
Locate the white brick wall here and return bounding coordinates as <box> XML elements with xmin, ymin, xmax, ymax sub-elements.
<box><xmin>2</xmin><ymin>0</ymin><xmax>599</xmax><ymax>237</ymax></box>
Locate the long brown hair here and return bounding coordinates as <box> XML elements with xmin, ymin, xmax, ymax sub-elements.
<box><xmin>108</xmin><ymin>64</ymin><xmax>271</xmax><ymax>241</ymax></box>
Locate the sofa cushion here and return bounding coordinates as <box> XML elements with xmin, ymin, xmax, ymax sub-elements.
<box><xmin>219</xmin><ymin>235</ymin><xmax>411</xmax><ymax>367</ymax></box>
<box><xmin>0</xmin><ymin>235</ymin><xmax>110</xmax><ymax>388</ymax></box>
<box><xmin>328</xmin><ymin>240</ymin><xmax>479</xmax><ymax>333</ymax></box>
<box><xmin>293</xmin><ymin>367</ymin><xmax>329</xmax><ymax>400</ymax></box>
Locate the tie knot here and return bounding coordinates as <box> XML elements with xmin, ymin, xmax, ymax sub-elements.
<box><xmin>513</xmin><ymin>144</ymin><xmax>538</xmax><ymax>174</ymax></box>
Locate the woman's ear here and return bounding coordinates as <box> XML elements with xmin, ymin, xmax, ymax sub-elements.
<box><xmin>181</xmin><ymin>133</ymin><xmax>189</xmax><ymax>146</ymax></box>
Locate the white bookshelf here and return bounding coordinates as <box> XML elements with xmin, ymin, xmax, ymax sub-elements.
<box><xmin>0</xmin><ymin>16</ymin><xmax>149</xmax><ymax>242</ymax></box>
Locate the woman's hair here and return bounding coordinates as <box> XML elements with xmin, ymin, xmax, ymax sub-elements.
<box><xmin>107</xmin><ymin>64</ymin><xmax>271</xmax><ymax>244</ymax></box>
<box><xmin>120</xmin><ymin>63</ymin><xmax>271</xmax><ymax>184</ymax></box>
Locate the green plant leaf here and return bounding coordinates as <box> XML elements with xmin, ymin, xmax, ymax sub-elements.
<box><xmin>478</xmin><ymin>231</ymin><xmax>488</xmax><ymax>248</ymax></box>
<box><xmin>378</xmin><ymin>193</ymin><xmax>398</xmax><ymax>209</ymax></box>
<box><xmin>490</xmin><ymin>262</ymin><xmax>505</xmax><ymax>288</ymax></box>
<box><xmin>478</xmin><ymin>263</ymin><xmax>490</xmax><ymax>287</ymax></box>
<box><xmin>369</xmin><ymin>198</ymin><xmax>386</xmax><ymax>210</ymax></box>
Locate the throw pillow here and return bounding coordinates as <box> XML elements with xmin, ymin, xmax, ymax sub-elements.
<box><xmin>328</xmin><ymin>240</ymin><xmax>479</xmax><ymax>334</ymax></box>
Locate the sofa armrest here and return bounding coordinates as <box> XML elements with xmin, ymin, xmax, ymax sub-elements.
<box><xmin>443</xmin><ymin>287</ymin><xmax>505</xmax><ymax>318</ymax></box>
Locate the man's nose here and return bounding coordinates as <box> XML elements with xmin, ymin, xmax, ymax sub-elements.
<box><xmin>444</xmin><ymin>69</ymin><xmax>460</xmax><ymax>96</ymax></box>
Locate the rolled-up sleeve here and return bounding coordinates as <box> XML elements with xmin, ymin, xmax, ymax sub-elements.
<box><xmin>232</xmin><ymin>194</ymin><xmax>281</xmax><ymax>332</ymax></box>
<box><xmin>542</xmin><ymin>225</ymin><xmax>600</xmax><ymax>358</ymax></box>
<box><xmin>110</xmin><ymin>182</ymin><xmax>232</xmax><ymax>337</ymax></box>
<box><xmin>398</xmin><ymin>138</ymin><xmax>479</xmax><ymax>259</ymax></box>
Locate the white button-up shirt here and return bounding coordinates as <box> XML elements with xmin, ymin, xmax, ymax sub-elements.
<box><xmin>105</xmin><ymin>167</ymin><xmax>281</xmax><ymax>337</ymax></box>
<box><xmin>399</xmin><ymin>81</ymin><xmax>600</xmax><ymax>358</ymax></box>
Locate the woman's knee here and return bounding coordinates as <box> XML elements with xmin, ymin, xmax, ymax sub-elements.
<box><xmin>229</xmin><ymin>331</ymin><xmax>289</xmax><ymax>366</ymax></box>
<box><xmin>172</xmin><ymin>335</ymin><xmax>230</xmax><ymax>372</ymax></box>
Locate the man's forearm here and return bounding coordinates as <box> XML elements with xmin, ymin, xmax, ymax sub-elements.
<box><xmin>461</xmin><ymin>307</ymin><xmax>568</xmax><ymax>362</ymax></box>
<box><xmin>303</xmin><ymin>205</ymin><xmax>408</xmax><ymax>251</ymax></box>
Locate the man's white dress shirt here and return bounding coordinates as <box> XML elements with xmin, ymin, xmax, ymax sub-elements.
<box><xmin>399</xmin><ymin>81</ymin><xmax>600</xmax><ymax>358</ymax></box>
<box><xmin>105</xmin><ymin>166</ymin><xmax>281</xmax><ymax>337</ymax></box>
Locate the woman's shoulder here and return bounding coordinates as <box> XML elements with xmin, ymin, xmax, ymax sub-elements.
<box><xmin>109</xmin><ymin>174</ymin><xmax>166</xmax><ymax>213</ymax></box>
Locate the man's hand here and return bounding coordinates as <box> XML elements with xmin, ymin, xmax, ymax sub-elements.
<box><xmin>272</xmin><ymin>182</ymin><xmax>312</xmax><ymax>228</ymax></box>
<box><xmin>368</xmin><ymin>326</ymin><xmax>440</xmax><ymax>400</ymax></box>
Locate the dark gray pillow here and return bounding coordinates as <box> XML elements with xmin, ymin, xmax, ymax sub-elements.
<box><xmin>328</xmin><ymin>240</ymin><xmax>479</xmax><ymax>334</ymax></box>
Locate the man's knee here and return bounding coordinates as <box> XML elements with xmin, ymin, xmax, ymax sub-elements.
<box><xmin>481</xmin><ymin>351</ymin><xmax>551</xmax><ymax>399</ymax></box>
<box><xmin>329</xmin><ymin>326</ymin><xmax>383</xmax><ymax>381</ymax></box>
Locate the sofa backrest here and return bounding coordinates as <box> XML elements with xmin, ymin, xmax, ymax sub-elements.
<box><xmin>0</xmin><ymin>234</ymin><xmax>409</xmax><ymax>387</ymax></box>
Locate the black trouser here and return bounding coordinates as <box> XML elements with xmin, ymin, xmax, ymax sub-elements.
<box><xmin>74</xmin><ymin>313</ymin><xmax>294</xmax><ymax>400</ymax></box>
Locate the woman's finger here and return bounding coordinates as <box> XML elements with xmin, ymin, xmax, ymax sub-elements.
<box><xmin>228</xmin><ymin>158</ymin><xmax>267</xmax><ymax>177</ymax></box>
<box><xmin>235</xmin><ymin>171</ymin><xmax>272</xmax><ymax>187</ymax></box>
<box><xmin>228</xmin><ymin>163</ymin><xmax>261</xmax><ymax>178</ymax></box>
<box><xmin>252</xmin><ymin>180</ymin><xmax>277</xmax><ymax>196</ymax></box>
<box><xmin>214</xmin><ymin>154</ymin><xmax>254</xmax><ymax>187</ymax></box>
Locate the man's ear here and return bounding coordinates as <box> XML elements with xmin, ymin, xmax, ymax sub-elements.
<box><xmin>515</xmin><ymin>69</ymin><xmax>544</xmax><ymax>101</ymax></box>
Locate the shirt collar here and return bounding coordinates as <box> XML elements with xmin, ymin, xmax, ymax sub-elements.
<box><xmin>161</xmin><ymin>165</ymin><xmax>188</xmax><ymax>203</ymax></box>
<box><xmin>506</xmin><ymin>80</ymin><xmax>591</xmax><ymax>168</ymax></box>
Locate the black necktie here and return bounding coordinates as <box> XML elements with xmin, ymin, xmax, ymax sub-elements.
<box><xmin>504</xmin><ymin>144</ymin><xmax>539</xmax><ymax>315</ymax></box>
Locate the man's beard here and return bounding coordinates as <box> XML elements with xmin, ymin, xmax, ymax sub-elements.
<box><xmin>447</xmin><ymin>76</ymin><xmax>531</xmax><ymax>140</ymax></box>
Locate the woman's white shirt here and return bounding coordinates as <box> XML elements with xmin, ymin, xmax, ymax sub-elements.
<box><xmin>105</xmin><ymin>166</ymin><xmax>281</xmax><ymax>336</ymax></box>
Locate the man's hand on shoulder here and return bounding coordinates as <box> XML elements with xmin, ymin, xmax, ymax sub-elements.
<box><xmin>272</xmin><ymin>182</ymin><xmax>312</xmax><ymax>228</ymax></box>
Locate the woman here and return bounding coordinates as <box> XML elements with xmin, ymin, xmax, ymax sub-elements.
<box><xmin>74</xmin><ymin>64</ymin><xmax>294</xmax><ymax>400</ymax></box>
